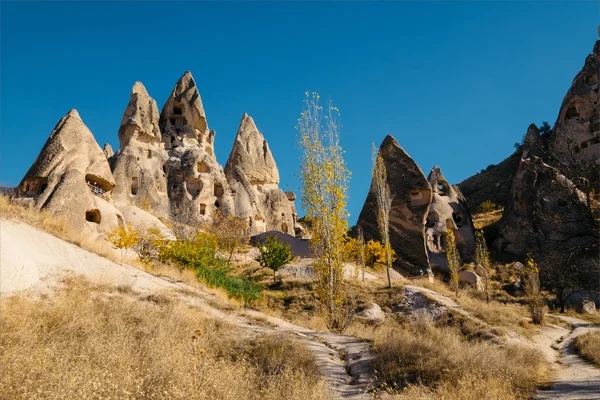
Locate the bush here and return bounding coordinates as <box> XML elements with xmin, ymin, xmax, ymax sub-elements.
<box><xmin>364</xmin><ymin>240</ymin><xmax>396</xmax><ymax>270</ymax></box>
<box><xmin>159</xmin><ymin>233</ymin><xmax>261</xmax><ymax>305</ymax></box>
<box><xmin>105</xmin><ymin>223</ymin><xmax>139</xmax><ymax>258</ymax></box>
<box><xmin>477</xmin><ymin>200</ymin><xmax>497</xmax><ymax>214</ymax></box>
<box><xmin>256</xmin><ymin>236</ymin><xmax>294</xmax><ymax>282</ymax></box>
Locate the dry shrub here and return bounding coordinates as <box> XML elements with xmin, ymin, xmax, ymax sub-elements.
<box><xmin>574</xmin><ymin>331</ymin><xmax>600</xmax><ymax>366</ymax></box>
<box><xmin>394</xmin><ymin>374</ymin><xmax>517</xmax><ymax>400</ymax></box>
<box><xmin>0</xmin><ymin>278</ymin><xmax>329</xmax><ymax>400</ymax></box>
<box><xmin>369</xmin><ymin>320</ymin><xmax>547</xmax><ymax>399</ymax></box>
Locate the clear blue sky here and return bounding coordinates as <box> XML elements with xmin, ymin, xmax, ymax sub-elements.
<box><xmin>1</xmin><ymin>1</ymin><xmax>598</xmax><ymax>224</ymax></box>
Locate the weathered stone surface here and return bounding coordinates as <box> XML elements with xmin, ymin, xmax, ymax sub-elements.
<box><xmin>550</xmin><ymin>40</ymin><xmax>599</xmax><ymax>164</ymax></box>
<box><xmin>581</xmin><ymin>299</ymin><xmax>597</xmax><ymax>315</ymax></box>
<box><xmin>225</xmin><ymin>114</ymin><xmax>296</xmax><ymax>235</ymax></box>
<box><xmin>356</xmin><ymin>302</ymin><xmax>385</xmax><ymax>324</ymax></box>
<box><xmin>18</xmin><ymin>110</ymin><xmax>122</xmax><ymax>235</ymax></box>
<box><xmin>103</xmin><ymin>143</ymin><xmax>114</xmax><ymax>159</ymax></box>
<box><xmin>357</xmin><ymin>135</ymin><xmax>432</xmax><ymax>274</ymax></box>
<box><xmin>426</xmin><ymin>166</ymin><xmax>476</xmax><ymax>272</ymax></box>
<box><xmin>109</xmin><ymin>82</ymin><xmax>170</xmax><ymax>219</ymax></box>
<box><xmin>458</xmin><ymin>270</ymin><xmax>483</xmax><ymax>291</ymax></box>
<box><xmin>160</xmin><ymin>72</ymin><xmax>234</xmax><ymax>222</ymax></box>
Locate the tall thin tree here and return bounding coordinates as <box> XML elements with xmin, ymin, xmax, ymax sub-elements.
<box><xmin>298</xmin><ymin>92</ymin><xmax>351</xmax><ymax>333</ymax></box>
<box><xmin>372</xmin><ymin>144</ymin><xmax>394</xmax><ymax>288</ymax></box>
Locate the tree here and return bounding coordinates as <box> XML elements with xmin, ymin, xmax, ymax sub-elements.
<box><xmin>445</xmin><ymin>229</ymin><xmax>461</xmax><ymax>298</ymax></box>
<box><xmin>474</xmin><ymin>230</ymin><xmax>491</xmax><ymax>303</ymax></box>
<box><xmin>372</xmin><ymin>143</ymin><xmax>394</xmax><ymax>288</ymax></box>
<box><xmin>297</xmin><ymin>91</ymin><xmax>351</xmax><ymax>333</ymax></box>
<box><xmin>363</xmin><ymin>239</ymin><xmax>396</xmax><ymax>272</ymax></box>
<box><xmin>256</xmin><ymin>235</ymin><xmax>294</xmax><ymax>282</ymax></box>
<box><xmin>524</xmin><ymin>254</ymin><xmax>545</xmax><ymax>324</ymax></box>
<box><xmin>106</xmin><ymin>223</ymin><xmax>140</xmax><ymax>259</ymax></box>
<box><xmin>207</xmin><ymin>210</ymin><xmax>250</xmax><ymax>263</ymax></box>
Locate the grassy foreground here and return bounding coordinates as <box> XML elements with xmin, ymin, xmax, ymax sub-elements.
<box><xmin>0</xmin><ymin>278</ymin><xmax>330</xmax><ymax>400</ymax></box>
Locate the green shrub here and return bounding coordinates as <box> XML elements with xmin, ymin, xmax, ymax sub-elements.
<box><xmin>158</xmin><ymin>233</ymin><xmax>261</xmax><ymax>304</ymax></box>
<box><xmin>256</xmin><ymin>236</ymin><xmax>295</xmax><ymax>282</ymax></box>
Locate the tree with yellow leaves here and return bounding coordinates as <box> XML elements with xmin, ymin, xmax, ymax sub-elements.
<box><xmin>106</xmin><ymin>223</ymin><xmax>140</xmax><ymax>259</ymax></box>
<box><xmin>372</xmin><ymin>143</ymin><xmax>394</xmax><ymax>288</ymax></box>
<box><xmin>445</xmin><ymin>228</ymin><xmax>461</xmax><ymax>298</ymax></box>
<box><xmin>298</xmin><ymin>91</ymin><xmax>350</xmax><ymax>333</ymax></box>
<box><xmin>474</xmin><ymin>230</ymin><xmax>491</xmax><ymax>303</ymax></box>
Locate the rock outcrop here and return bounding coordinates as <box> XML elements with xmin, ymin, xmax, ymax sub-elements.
<box><xmin>160</xmin><ymin>71</ymin><xmax>234</xmax><ymax>222</ymax></box>
<box><xmin>357</xmin><ymin>135</ymin><xmax>432</xmax><ymax>274</ymax></box>
<box><xmin>17</xmin><ymin>110</ymin><xmax>123</xmax><ymax>235</ymax></box>
<box><xmin>550</xmin><ymin>40</ymin><xmax>600</xmax><ymax>164</ymax></box>
<box><xmin>225</xmin><ymin>114</ymin><xmax>296</xmax><ymax>235</ymax></box>
<box><xmin>109</xmin><ymin>82</ymin><xmax>170</xmax><ymax>219</ymax></box>
<box><xmin>426</xmin><ymin>166</ymin><xmax>476</xmax><ymax>271</ymax></box>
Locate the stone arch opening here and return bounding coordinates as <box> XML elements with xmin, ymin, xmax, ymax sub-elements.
<box><xmin>197</xmin><ymin>162</ymin><xmax>210</xmax><ymax>173</ymax></box>
<box><xmin>85</xmin><ymin>209</ymin><xmax>101</xmax><ymax>224</ymax></box>
<box><xmin>437</xmin><ymin>181</ymin><xmax>450</xmax><ymax>196</ymax></box>
<box><xmin>131</xmin><ymin>177</ymin><xmax>139</xmax><ymax>195</ymax></box>
<box><xmin>85</xmin><ymin>174</ymin><xmax>114</xmax><ymax>192</ymax></box>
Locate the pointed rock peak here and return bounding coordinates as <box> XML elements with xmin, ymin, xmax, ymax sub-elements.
<box><xmin>428</xmin><ymin>166</ymin><xmax>451</xmax><ymax>194</ymax></box>
<box><xmin>66</xmin><ymin>109</ymin><xmax>81</xmax><ymax>119</ymax></box>
<box><xmin>237</xmin><ymin>113</ymin><xmax>259</xmax><ymax>135</ymax></box>
<box><xmin>132</xmin><ymin>81</ymin><xmax>149</xmax><ymax>96</ymax></box>
<box><xmin>174</xmin><ymin>70</ymin><xmax>197</xmax><ymax>94</ymax></box>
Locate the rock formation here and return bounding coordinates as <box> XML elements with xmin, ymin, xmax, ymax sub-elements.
<box><xmin>224</xmin><ymin>113</ymin><xmax>296</xmax><ymax>236</ymax></box>
<box><xmin>357</xmin><ymin>135</ymin><xmax>432</xmax><ymax>275</ymax></box>
<box><xmin>425</xmin><ymin>166</ymin><xmax>476</xmax><ymax>271</ymax></box>
<box><xmin>109</xmin><ymin>82</ymin><xmax>170</xmax><ymax>219</ymax></box>
<box><xmin>495</xmin><ymin>156</ymin><xmax>597</xmax><ymax>259</ymax></box>
<box><xmin>550</xmin><ymin>40</ymin><xmax>599</xmax><ymax>164</ymax></box>
<box><xmin>160</xmin><ymin>71</ymin><xmax>234</xmax><ymax>222</ymax></box>
<box><xmin>458</xmin><ymin>40</ymin><xmax>600</xmax><ymax>210</ymax></box>
<box><xmin>17</xmin><ymin>110</ymin><xmax>123</xmax><ymax>235</ymax></box>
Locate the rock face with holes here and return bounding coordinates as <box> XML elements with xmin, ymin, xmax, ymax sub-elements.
<box><xmin>17</xmin><ymin>109</ymin><xmax>123</xmax><ymax>235</ymax></box>
<box><xmin>357</xmin><ymin>135</ymin><xmax>433</xmax><ymax>275</ymax></box>
<box><xmin>224</xmin><ymin>114</ymin><xmax>296</xmax><ymax>235</ymax></box>
<box><xmin>109</xmin><ymin>82</ymin><xmax>170</xmax><ymax>219</ymax></box>
<box><xmin>550</xmin><ymin>40</ymin><xmax>600</xmax><ymax>164</ymax></box>
<box><xmin>357</xmin><ymin>136</ymin><xmax>477</xmax><ymax>276</ymax></box>
<box><xmin>426</xmin><ymin>166</ymin><xmax>476</xmax><ymax>272</ymax></box>
<box><xmin>160</xmin><ymin>71</ymin><xmax>234</xmax><ymax>222</ymax></box>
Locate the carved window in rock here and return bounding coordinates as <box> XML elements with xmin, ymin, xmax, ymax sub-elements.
<box><xmin>409</xmin><ymin>189</ymin><xmax>431</xmax><ymax>207</ymax></box>
<box><xmin>281</xmin><ymin>222</ymin><xmax>288</xmax><ymax>232</ymax></box>
<box><xmin>565</xmin><ymin>106</ymin><xmax>579</xmax><ymax>121</ymax></box>
<box><xmin>197</xmin><ymin>162</ymin><xmax>210</xmax><ymax>173</ymax></box>
<box><xmin>173</xmin><ymin>105</ymin><xmax>184</xmax><ymax>115</ymax></box>
<box><xmin>147</xmin><ymin>150</ymin><xmax>152</xmax><ymax>159</ymax></box>
<box><xmin>24</xmin><ymin>177</ymin><xmax>48</xmax><ymax>197</ymax></box>
<box><xmin>426</xmin><ymin>210</ymin><xmax>438</xmax><ymax>228</ymax></box>
<box><xmin>85</xmin><ymin>209</ymin><xmax>101</xmax><ymax>224</ymax></box>
<box><xmin>452</xmin><ymin>211</ymin><xmax>463</xmax><ymax>227</ymax></box>
<box><xmin>131</xmin><ymin>177</ymin><xmax>139</xmax><ymax>195</ymax></box>
<box><xmin>214</xmin><ymin>182</ymin><xmax>224</xmax><ymax>198</ymax></box>
<box><xmin>185</xmin><ymin>178</ymin><xmax>203</xmax><ymax>199</ymax></box>
<box><xmin>214</xmin><ymin>200</ymin><xmax>220</xmax><ymax>209</ymax></box>
<box><xmin>200</xmin><ymin>204</ymin><xmax>207</xmax><ymax>215</ymax></box>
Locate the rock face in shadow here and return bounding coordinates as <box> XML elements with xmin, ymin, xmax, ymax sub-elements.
<box><xmin>496</xmin><ymin>156</ymin><xmax>598</xmax><ymax>262</ymax></box>
<box><xmin>426</xmin><ymin>166</ymin><xmax>476</xmax><ymax>272</ymax></box>
<box><xmin>224</xmin><ymin>114</ymin><xmax>297</xmax><ymax>235</ymax></box>
<box><xmin>18</xmin><ymin>110</ymin><xmax>122</xmax><ymax>234</ymax></box>
<box><xmin>160</xmin><ymin>71</ymin><xmax>234</xmax><ymax>222</ymax></box>
<box><xmin>109</xmin><ymin>82</ymin><xmax>170</xmax><ymax>219</ymax></box>
<box><xmin>356</xmin><ymin>135</ymin><xmax>432</xmax><ymax>274</ymax></box>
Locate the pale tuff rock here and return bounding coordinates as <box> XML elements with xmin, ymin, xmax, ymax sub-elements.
<box><xmin>18</xmin><ymin>109</ymin><xmax>122</xmax><ymax>235</ymax></box>
<box><xmin>357</xmin><ymin>135</ymin><xmax>432</xmax><ymax>274</ymax></box>
<box><xmin>160</xmin><ymin>72</ymin><xmax>234</xmax><ymax>221</ymax></box>
<box><xmin>225</xmin><ymin>114</ymin><xmax>296</xmax><ymax>235</ymax></box>
<box><xmin>426</xmin><ymin>166</ymin><xmax>476</xmax><ymax>272</ymax></box>
<box><xmin>103</xmin><ymin>143</ymin><xmax>114</xmax><ymax>158</ymax></box>
<box><xmin>109</xmin><ymin>82</ymin><xmax>170</xmax><ymax>219</ymax></box>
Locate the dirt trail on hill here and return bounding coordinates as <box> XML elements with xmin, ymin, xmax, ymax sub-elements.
<box><xmin>534</xmin><ymin>315</ymin><xmax>600</xmax><ymax>400</ymax></box>
<box><xmin>0</xmin><ymin>219</ymin><xmax>373</xmax><ymax>399</ymax></box>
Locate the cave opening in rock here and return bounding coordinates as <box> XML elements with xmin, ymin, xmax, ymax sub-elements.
<box><xmin>173</xmin><ymin>105</ymin><xmax>184</xmax><ymax>115</ymax></box>
<box><xmin>214</xmin><ymin>182</ymin><xmax>224</xmax><ymax>198</ymax></box>
<box><xmin>131</xmin><ymin>177</ymin><xmax>139</xmax><ymax>195</ymax></box>
<box><xmin>85</xmin><ymin>209</ymin><xmax>101</xmax><ymax>224</ymax></box>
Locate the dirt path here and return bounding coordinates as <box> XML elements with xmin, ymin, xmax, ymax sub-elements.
<box><xmin>0</xmin><ymin>219</ymin><xmax>374</xmax><ymax>400</ymax></box>
<box><xmin>534</xmin><ymin>315</ymin><xmax>600</xmax><ymax>400</ymax></box>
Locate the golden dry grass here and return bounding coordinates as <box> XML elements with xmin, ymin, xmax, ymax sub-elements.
<box><xmin>472</xmin><ymin>208</ymin><xmax>503</xmax><ymax>230</ymax></box>
<box><xmin>0</xmin><ymin>278</ymin><xmax>330</xmax><ymax>400</ymax></box>
<box><xmin>574</xmin><ymin>331</ymin><xmax>600</xmax><ymax>366</ymax></box>
<box><xmin>347</xmin><ymin>320</ymin><xmax>548</xmax><ymax>400</ymax></box>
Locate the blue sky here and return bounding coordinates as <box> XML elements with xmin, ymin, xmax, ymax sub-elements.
<box><xmin>1</xmin><ymin>1</ymin><xmax>598</xmax><ymax>224</ymax></box>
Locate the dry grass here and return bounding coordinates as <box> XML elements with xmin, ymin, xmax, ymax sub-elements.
<box><xmin>574</xmin><ymin>331</ymin><xmax>600</xmax><ymax>366</ymax></box>
<box><xmin>0</xmin><ymin>277</ymin><xmax>330</xmax><ymax>400</ymax></box>
<box><xmin>472</xmin><ymin>208</ymin><xmax>503</xmax><ymax>230</ymax></box>
<box><xmin>349</xmin><ymin>320</ymin><xmax>547</xmax><ymax>399</ymax></box>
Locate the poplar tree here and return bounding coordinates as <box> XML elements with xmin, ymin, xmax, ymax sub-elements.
<box><xmin>372</xmin><ymin>144</ymin><xmax>394</xmax><ymax>288</ymax></box>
